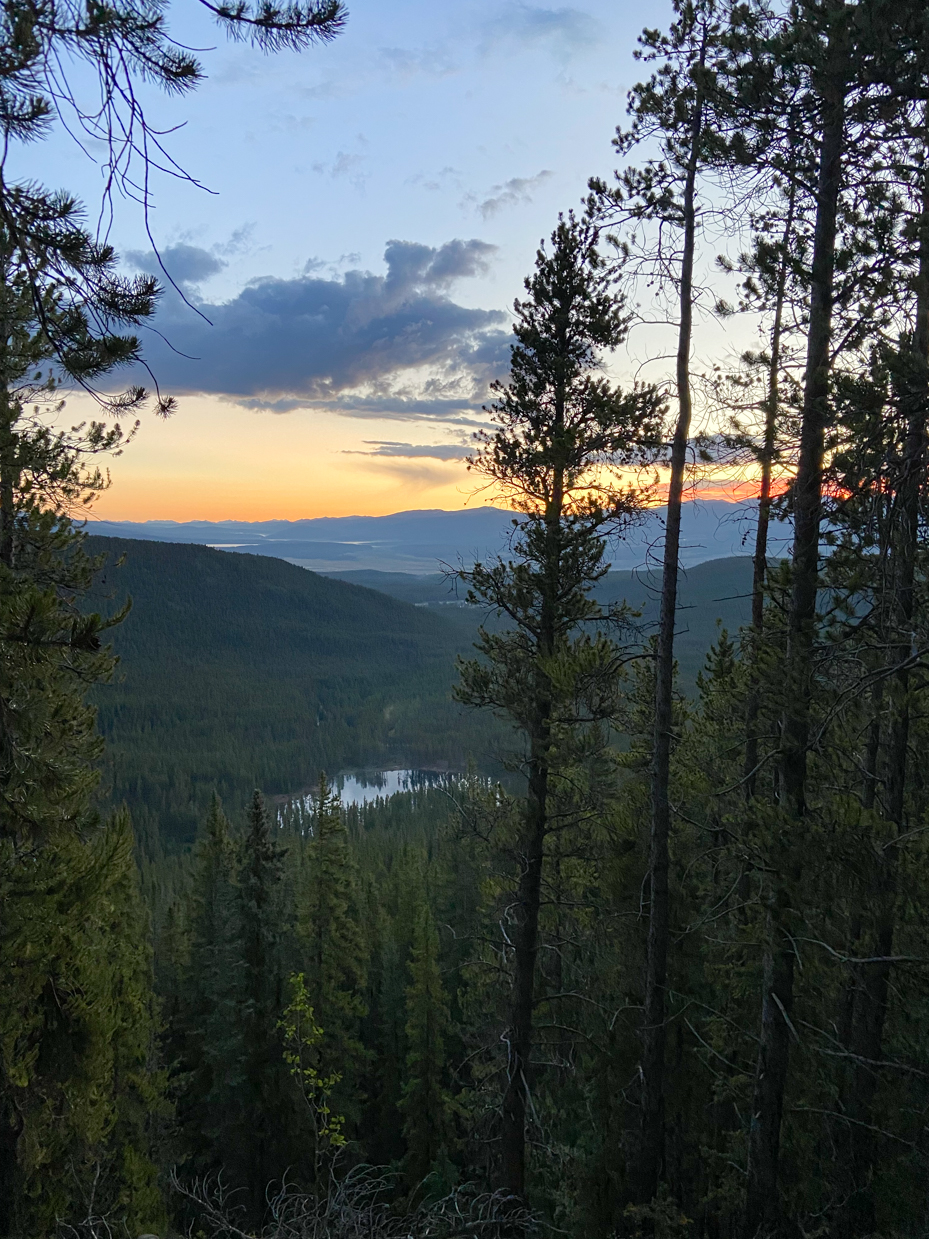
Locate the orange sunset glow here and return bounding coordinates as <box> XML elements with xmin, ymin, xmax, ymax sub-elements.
<box><xmin>82</xmin><ymin>395</ymin><xmax>478</xmax><ymax>522</ymax></box>
<box><xmin>82</xmin><ymin>393</ymin><xmax>785</xmax><ymax>523</ymax></box>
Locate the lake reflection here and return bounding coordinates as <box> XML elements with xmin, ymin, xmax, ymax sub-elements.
<box><xmin>336</xmin><ymin>769</ymin><xmax>452</xmax><ymax>806</ymax></box>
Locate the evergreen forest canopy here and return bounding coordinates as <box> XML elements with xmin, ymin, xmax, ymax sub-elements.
<box><xmin>84</xmin><ymin>536</ymin><xmax>755</xmax><ymax>848</ymax></box>
<box><xmin>7</xmin><ymin>1</ymin><xmax>929</xmax><ymax>1237</ymax></box>
<box><xmin>84</xmin><ymin>536</ymin><xmax>504</xmax><ymax>847</ymax></box>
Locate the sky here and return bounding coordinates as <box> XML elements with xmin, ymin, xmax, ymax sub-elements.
<box><xmin>16</xmin><ymin>0</ymin><xmax>683</xmax><ymax>521</ymax></box>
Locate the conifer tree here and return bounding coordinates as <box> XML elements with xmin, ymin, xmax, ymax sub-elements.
<box><xmin>359</xmin><ymin>875</ymin><xmax>408</xmax><ymax>1167</ymax></box>
<box><xmin>749</xmin><ymin>11</ymin><xmax>855</xmax><ymax>1218</ymax></box>
<box><xmin>0</xmin><ymin>0</ymin><xmax>356</xmax><ymax>1232</ymax></box>
<box><xmin>229</xmin><ymin>790</ymin><xmax>297</xmax><ymax>1222</ymax></box>
<box><xmin>589</xmin><ymin>1</ymin><xmax>738</xmax><ymax>1199</ymax></box>
<box><xmin>0</xmin><ymin>811</ymin><xmax>167</xmax><ymax>1238</ymax></box>
<box><xmin>721</xmin><ymin>8</ymin><xmax>929</xmax><ymax>1229</ymax></box>
<box><xmin>400</xmin><ymin>896</ymin><xmax>456</xmax><ymax>1194</ymax></box>
<box><xmin>456</xmin><ymin>211</ymin><xmax>661</xmax><ymax>1198</ymax></box>
<box><xmin>810</xmin><ymin>132</ymin><xmax>929</xmax><ymax>1222</ymax></box>
<box><xmin>0</xmin><ymin>0</ymin><xmax>345</xmax><ymax>402</ymax></box>
<box><xmin>840</xmin><ymin>114</ymin><xmax>929</xmax><ymax>1230</ymax></box>
<box><xmin>0</xmin><ymin>246</ymin><xmax>162</xmax><ymax>1231</ymax></box>
<box><xmin>298</xmin><ymin>774</ymin><xmax>367</xmax><ymax>1134</ymax></box>
<box><xmin>174</xmin><ymin>795</ymin><xmax>238</xmax><ymax>1177</ymax></box>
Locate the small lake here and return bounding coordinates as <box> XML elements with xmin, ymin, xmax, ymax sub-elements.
<box><xmin>279</xmin><ymin>770</ymin><xmax>459</xmax><ymax>819</ymax></box>
<box><xmin>336</xmin><ymin>768</ymin><xmax>455</xmax><ymax>806</ymax></box>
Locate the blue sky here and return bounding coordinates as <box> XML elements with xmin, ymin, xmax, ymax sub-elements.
<box><xmin>15</xmin><ymin>0</ymin><xmax>679</xmax><ymax>519</ymax></box>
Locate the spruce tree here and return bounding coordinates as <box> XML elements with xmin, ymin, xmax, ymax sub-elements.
<box><xmin>400</xmin><ymin>895</ymin><xmax>455</xmax><ymax>1194</ymax></box>
<box><xmin>456</xmin><ymin>211</ymin><xmax>661</xmax><ymax>1198</ymax></box>
<box><xmin>0</xmin><ymin>811</ymin><xmax>167</xmax><ymax>1238</ymax></box>
<box><xmin>297</xmin><ymin>775</ymin><xmax>367</xmax><ymax>1138</ymax></box>
<box><xmin>173</xmin><ymin>795</ymin><xmax>239</xmax><ymax>1177</ymax></box>
<box><xmin>359</xmin><ymin>878</ymin><xmax>408</xmax><ymax>1167</ymax></box>
<box><xmin>229</xmin><ymin>790</ymin><xmax>297</xmax><ymax>1222</ymax></box>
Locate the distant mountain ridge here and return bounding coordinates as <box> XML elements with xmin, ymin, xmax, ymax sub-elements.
<box><xmin>87</xmin><ymin>500</ymin><xmax>791</xmax><ymax>574</ymax></box>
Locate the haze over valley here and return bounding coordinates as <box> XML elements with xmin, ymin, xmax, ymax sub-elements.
<box><xmin>90</xmin><ymin>497</ymin><xmax>781</xmax><ymax>573</ymax></box>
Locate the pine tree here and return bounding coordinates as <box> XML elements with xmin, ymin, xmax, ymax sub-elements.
<box><xmin>589</xmin><ymin>0</ymin><xmax>743</xmax><ymax>1200</ymax></box>
<box><xmin>0</xmin><ymin>1</ymin><xmax>344</xmax><ymax>1232</ymax></box>
<box><xmin>456</xmin><ymin>211</ymin><xmax>661</xmax><ymax>1198</ymax></box>
<box><xmin>0</xmin><ymin>0</ymin><xmax>345</xmax><ymax>404</ymax></box>
<box><xmin>720</xmin><ymin>9</ymin><xmax>929</xmax><ymax>1229</ymax></box>
<box><xmin>297</xmin><ymin>775</ymin><xmax>367</xmax><ymax>1137</ymax></box>
<box><xmin>359</xmin><ymin>877</ymin><xmax>407</xmax><ymax>1168</ymax></box>
<box><xmin>229</xmin><ymin>790</ymin><xmax>298</xmax><ymax>1222</ymax></box>
<box><xmin>0</xmin><ymin>255</ymin><xmax>164</xmax><ymax>1231</ymax></box>
<box><xmin>173</xmin><ymin>795</ymin><xmax>239</xmax><ymax>1177</ymax></box>
<box><xmin>400</xmin><ymin>895</ymin><xmax>455</xmax><ymax>1194</ymax></box>
<box><xmin>0</xmin><ymin>811</ymin><xmax>167</xmax><ymax>1238</ymax></box>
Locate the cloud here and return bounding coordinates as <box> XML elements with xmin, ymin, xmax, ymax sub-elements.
<box><xmin>214</xmin><ymin>225</ymin><xmax>256</xmax><ymax>259</ymax></box>
<box><xmin>313</xmin><ymin>150</ymin><xmax>366</xmax><ymax>178</ymax></box>
<box><xmin>133</xmin><ymin>238</ymin><xmax>510</xmax><ymax>411</ymax></box>
<box><xmin>481</xmin><ymin>5</ymin><xmax>600</xmax><ymax>58</ymax></box>
<box><xmin>471</xmin><ymin>170</ymin><xmax>555</xmax><ymax>219</ymax></box>
<box><xmin>310</xmin><ymin>138</ymin><xmax>370</xmax><ymax>190</ymax></box>
<box><xmin>354</xmin><ymin>457</ymin><xmax>463</xmax><ymax>487</ymax></box>
<box><xmin>232</xmin><ymin>393</ymin><xmax>489</xmax><ymax>424</ymax></box>
<box><xmin>345</xmin><ymin>440</ymin><xmax>471</xmax><ymax>460</ymax></box>
<box><xmin>409</xmin><ymin>166</ymin><xmax>461</xmax><ymax>193</ymax></box>
<box><xmin>384</xmin><ymin>237</ymin><xmax>496</xmax><ymax>288</ymax></box>
<box><xmin>127</xmin><ymin>243</ymin><xmax>227</xmax><ymax>290</ymax></box>
<box><xmin>379</xmin><ymin>44</ymin><xmax>458</xmax><ymax>79</ymax></box>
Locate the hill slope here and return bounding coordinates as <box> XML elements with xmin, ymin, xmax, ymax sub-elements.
<box><xmin>86</xmin><ymin>537</ymin><xmax>492</xmax><ymax>845</ymax></box>
<box><xmin>86</xmin><ymin>540</ymin><xmax>756</xmax><ymax>847</ymax></box>
<box><xmin>328</xmin><ymin>557</ymin><xmax>756</xmax><ymax>684</ymax></box>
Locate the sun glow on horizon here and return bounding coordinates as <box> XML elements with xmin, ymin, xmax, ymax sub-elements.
<box><xmin>75</xmin><ymin>393</ymin><xmax>789</xmax><ymax>524</ymax></box>
<box><xmin>82</xmin><ymin>394</ymin><xmax>481</xmax><ymax>522</ymax></box>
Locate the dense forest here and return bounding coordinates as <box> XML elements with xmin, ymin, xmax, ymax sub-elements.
<box><xmin>6</xmin><ymin>0</ymin><xmax>929</xmax><ymax>1237</ymax></box>
<box><xmin>86</xmin><ymin>537</ymin><xmax>755</xmax><ymax>846</ymax></box>
<box><xmin>84</xmin><ymin>537</ymin><xmax>502</xmax><ymax>847</ymax></box>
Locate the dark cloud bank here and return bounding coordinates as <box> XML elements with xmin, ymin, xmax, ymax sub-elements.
<box><xmin>128</xmin><ymin>239</ymin><xmax>510</xmax><ymax>416</ymax></box>
<box><xmin>348</xmin><ymin>441</ymin><xmax>469</xmax><ymax>461</ymax></box>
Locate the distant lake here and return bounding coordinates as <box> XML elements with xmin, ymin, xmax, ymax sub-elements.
<box><xmin>275</xmin><ymin>770</ymin><xmax>478</xmax><ymax>834</ymax></box>
<box><xmin>337</xmin><ymin>768</ymin><xmax>455</xmax><ymax>806</ymax></box>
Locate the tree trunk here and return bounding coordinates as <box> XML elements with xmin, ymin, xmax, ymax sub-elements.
<box><xmin>637</xmin><ymin>60</ymin><xmax>705</xmax><ymax>1207</ymax></box>
<box><xmin>500</xmin><ymin>746</ymin><xmax>548</xmax><ymax>1198</ymax></box>
<box><xmin>501</xmin><ymin>456</ymin><xmax>564</xmax><ymax>1198</ymax></box>
<box><xmin>744</xmin><ymin>181</ymin><xmax>795</xmax><ymax>800</ymax></box>
<box><xmin>743</xmin><ymin>27</ymin><xmax>846</xmax><ymax>1235</ymax></box>
<box><xmin>0</xmin><ymin>391</ymin><xmax>14</xmax><ymax>570</ymax></box>
<box><xmin>841</xmin><ymin>117</ymin><xmax>929</xmax><ymax>1235</ymax></box>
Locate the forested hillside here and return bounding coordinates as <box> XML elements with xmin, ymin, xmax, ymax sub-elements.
<box><xmin>331</xmin><ymin>556</ymin><xmax>755</xmax><ymax>688</ymax></box>
<box><xmin>88</xmin><ymin>537</ymin><xmax>755</xmax><ymax>847</ymax></box>
<box><xmin>87</xmin><ymin>537</ymin><xmax>499</xmax><ymax>845</ymax></box>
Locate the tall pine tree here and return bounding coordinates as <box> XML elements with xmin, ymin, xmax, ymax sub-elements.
<box><xmin>457</xmin><ymin>211</ymin><xmax>661</xmax><ymax>1198</ymax></box>
<box><xmin>297</xmin><ymin>775</ymin><xmax>367</xmax><ymax>1142</ymax></box>
<box><xmin>400</xmin><ymin>894</ymin><xmax>456</xmax><ymax>1194</ymax></box>
<box><xmin>173</xmin><ymin>795</ymin><xmax>238</xmax><ymax>1178</ymax></box>
<box><xmin>229</xmin><ymin>790</ymin><xmax>297</xmax><ymax>1222</ymax></box>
